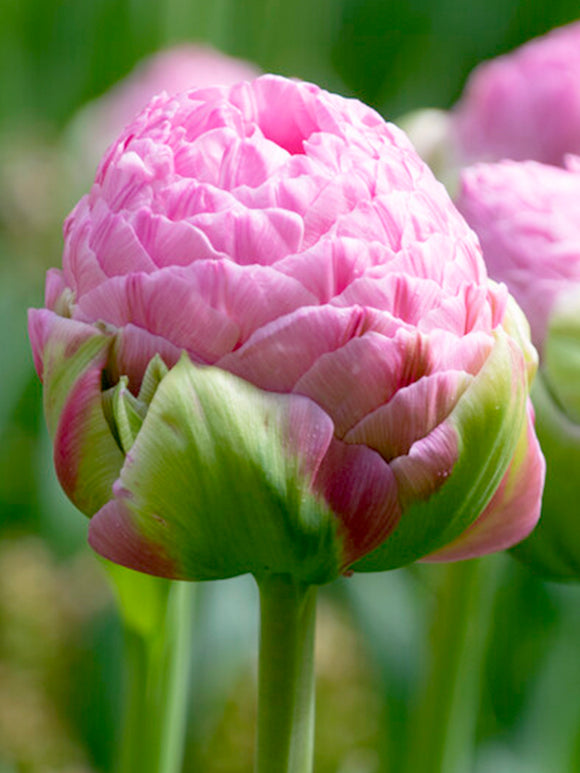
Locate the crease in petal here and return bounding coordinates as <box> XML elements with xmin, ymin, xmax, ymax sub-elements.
<box><xmin>187</xmin><ymin>206</ymin><xmax>305</xmax><ymax>265</ymax></box>
<box><xmin>180</xmin><ymin>260</ymin><xmax>317</xmax><ymax>345</ymax></box>
<box><xmin>390</xmin><ymin>422</ymin><xmax>459</xmax><ymax>508</ymax></box>
<box><xmin>45</xmin><ymin>269</ymin><xmax>68</xmax><ymax>311</ymax></box>
<box><xmin>89</xmin><ymin>201</ymin><xmax>158</xmax><ymax>276</ymax></box>
<box><xmin>219</xmin><ymin>304</ymin><xmax>387</xmax><ymax>392</ymax></box>
<box><xmin>275</xmin><ymin>238</ymin><xmax>392</xmax><ymax>303</ymax></box>
<box><xmin>333</xmin><ymin>271</ymin><xmax>444</xmax><ymax>325</ymax></box>
<box><xmin>295</xmin><ymin>328</ymin><xmax>434</xmax><ymax>437</ymax></box>
<box><xmin>62</xmin><ymin>208</ymin><xmax>108</xmax><ymax>296</ymax></box>
<box><xmin>133</xmin><ymin>208</ymin><xmax>227</xmax><ymax>265</ymax></box>
<box><xmin>345</xmin><ymin>370</ymin><xmax>473</xmax><ymax>460</ymax></box>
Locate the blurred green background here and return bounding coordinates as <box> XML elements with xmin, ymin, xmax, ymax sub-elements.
<box><xmin>2</xmin><ymin>1</ymin><xmax>580</xmax><ymax>772</ymax></box>
<box><xmin>4</xmin><ymin>0</ymin><xmax>580</xmax><ymax>132</ymax></box>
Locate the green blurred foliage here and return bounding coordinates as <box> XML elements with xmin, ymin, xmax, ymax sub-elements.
<box><xmin>1</xmin><ymin>0</ymin><xmax>580</xmax><ymax>133</ymax></box>
<box><xmin>2</xmin><ymin>1</ymin><xmax>580</xmax><ymax>772</ymax></box>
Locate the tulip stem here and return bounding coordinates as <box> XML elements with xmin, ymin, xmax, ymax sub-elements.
<box><xmin>405</xmin><ymin>556</ymin><xmax>501</xmax><ymax>773</ymax></box>
<box><xmin>113</xmin><ymin>574</ymin><xmax>195</xmax><ymax>773</ymax></box>
<box><xmin>255</xmin><ymin>574</ymin><xmax>317</xmax><ymax>773</ymax></box>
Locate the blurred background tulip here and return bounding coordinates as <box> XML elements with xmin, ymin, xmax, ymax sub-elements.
<box><xmin>457</xmin><ymin>158</ymin><xmax>580</xmax><ymax>582</ymax></box>
<box><xmin>403</xmin><ymin>20</ymin><xmax>580</xmax><ymax>189</ymax></box>
<box><xmin>452</xmin><ymin>22</ymin><xmax>580</xmax><ymax>167</ymax></box>
<box><xmin>3</xmin><ymin>1</ymin><xmax>580</xmax><ymax>771</ymax></box>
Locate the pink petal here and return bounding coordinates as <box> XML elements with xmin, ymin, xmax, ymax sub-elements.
<box><xmin>313</xmin><ymin>438</ymin><xmax>401</xmax><ymax>567</ymax></box>
<box><xmin>161</xmin><ymin>178</ymin><xmax>234</xmax><ymax>221</ymax></box>
<box><xmin>333</xmin><ymin>271</ymin><xmax>443</xmax><ymax>324</ymax></box>
<box><xmin>112</xmin><ymin>324</ymin><xmax>183</xmax><ymax>391</ymax></box>
<box><xmin>62</xmin><ymin>203</ymin><xmax>108</xmax><ymax>296</ymax></box>
<box><xmin>276</xmin><ymin>237</ymin><xmax>393</xmax><ymax>303</ymax></box>
<box><xmin>179</xmin><ymin>94</ymin><xmax>242</xmax><ymax>143</ymax></box>
<box><xmin>390</xmin><ymin>421</ymin><xmax>460</xmax><ymax>509</ymax></box>
<box><xmin>89</xmin><ymin>200</ymin><xmax>158</xmax><ymax>276</ymax></box>
<box><xmin>295</xmin><ymin>328</ymin><xmax>433</xmax><ymax>437</ymax></box>
<box><xmin>426</xmin><ymin>329</ymin><xmax>494</xmax><ymax>375</ymax></box>
<box><xmin>132</xmin><ymin>208</ymin><xmax>227</xmax><ymax>266</ymax></box>
<box><xmin>278</xmin><ymin>394</ymin><xmax>336</xmax><ymax>480</ymax></box>
<box><xmin>384</xmin><ymin>234</ymin><xmax>486</xmax><ymax>290</ymax></box>
<box><xmin>74</xmin><ymin>270</ymin><xmax>239</xmax><ymax>363</ymax></box>
<box><xmin>345</xmin><ymin>371</ymin><xmax>473</xmax><ymax>460</ymax></box>
<box><xmin>173</xmin><ymin>127</ymin><xmax>244</xmax><ymax>181</ymax></box>
<box><xmin>235</xmin><ymin>168</ymin><xmax>325</xmax><ymax>217</ymax></box>
<box><xmin>300</xmin><ymin>170</ymin><xmax>373</xmax><ymax>248</ymax></box>
<box><xmin>179</xmin><ymin>131</ymin><xmax>289</xmax><ymax>188</ymax></box>
<box><xmin>219</xmin><ymin>305</ymin><xmax>391</xmax><ymax>392</ymax></box>
<box><xmin>187</xmin><ymin>206</ymin><xmax>304</xmax><ymax>265</ymax></box>
<box><xmin>44</xmin><ymin>269</ymin><xmax>67</xmax><ymax>310</ymax></box>
<box><xmin>89</xmin><ymin>499</ymin><xmax>181</xmax><ymax>578</ymax></box>
<box><xmin>178</xmin><ymin>260</ymin><xmax>317</xmax><ymax>345</ymax></box>
<box><xmin>418</xmin><ymin>283</ymin><xmax>493</xmax><ymax>335</ymax></box>
<box><xmin>229</xmin><ymin>77</ymin><xmax>322</xmax><ymax>155</ymax></box>
<box><xmin>99</xmin><ymin>139</ymin><xmax>174</xmax><ymax>210</ymax></box>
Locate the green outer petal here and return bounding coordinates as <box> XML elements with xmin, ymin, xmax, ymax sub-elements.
<box><xmin>103</xmin><ymin>376</ymin><xmax>147</xmax><ymax>454</ymax></box>
<box><xmin>41</xmin><ymin>318</ymin><xmax>124</xmax><ymax>516</ymax></box>
<box><xmin>90</xmin><ymin>356</ymin><xmax>342</xmax><ymax>584</ymax></box>
<box><xmin>137</xmin><ymin>354</ymin><xmax>169</xmax><ymax>406</ymax></box>
<box><xmin>513</xmin><ymin>372</ymin><xmax>580</xmax><ymax>581</ymax></box>
<box><xmin>352</xmin><ymin>329</ymin><xmax>528</xmax><ymax>572</ymax></box>
<box><xmin>42</xmin><ymin>320</ymin><xmax>111</xmax><ymax>438</ymax></box>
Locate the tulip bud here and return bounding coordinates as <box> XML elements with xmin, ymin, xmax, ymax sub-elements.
<box><xmin>30</xmin><ymin>75</ymin><xmax>544</xmax><ymax>584</ymax></box>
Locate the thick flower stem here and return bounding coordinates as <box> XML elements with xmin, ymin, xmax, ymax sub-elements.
<box><xmin>106</xmin><ymin>568</ymin><xmax>195</xmax><ymax>773</ymax></box>
<box><xmin>405</xmin><ymin>556</ymin><xmax>501</xmax><ymax>773</ymax></box>
<box><xmin>255</xmin><ymin>574</ymin><xmax>317</xmax><ymax>773</ymax></box>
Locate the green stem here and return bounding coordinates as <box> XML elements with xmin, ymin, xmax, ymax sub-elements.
<box><xmin>104</xmin><ymin>564</ymin><xmax>195</xmax><ymax>773</ymax></box>
<box><xmin>406</xmin><ymin>556</ymin><xmax>501</xmax><ymax>773</ymax></box>
<box><xmin>255</xmin><ymin>574</ymin><xmax>317</xmax><ymax>773</ymax></box>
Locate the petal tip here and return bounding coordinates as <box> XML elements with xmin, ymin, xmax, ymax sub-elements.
<box><xmin>89</xmin><ymin>500</ymin><xmax>182</xmax><ymax>580</ymax></box>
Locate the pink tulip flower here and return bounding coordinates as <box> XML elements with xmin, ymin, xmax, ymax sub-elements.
<box><xmin>457</xmin><ymin>156</ymin><xmax>580</xmax><ymax>579</ymax></box>
<box><xmin>29</xmin><ymin>75</ymin><xmax>544</xmax><ymax>584</ymax></box>
<box><xmin>453</xmin><ymin>21</ymin><xmax>580</xmax><ymax>167</ymax></box>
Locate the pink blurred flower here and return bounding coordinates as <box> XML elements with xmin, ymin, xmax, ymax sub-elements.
<box><xmin>29</xmin><ymin>75</ymin><xmax>544</xmax><ymax>583</ymax></box>
<box><xmin>453</xmin><ymin>21</ymin><xmax>580</xmax><ymax>167</ymax></box>
<box><xmin>457</xmin><ymin>156</ymin><xmax>580</xmax><ymax>579</ymax></box>
<box><xmin>457</xmin><ymin>156</ymin><xmax>580</xmax><ymax>352</ymax></box>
